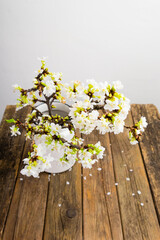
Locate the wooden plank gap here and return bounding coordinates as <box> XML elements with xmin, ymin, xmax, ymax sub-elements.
<box><xmin>80</xmin><ymin>132</ymin><xmax>84</xmax><ymax>240</ymax></box>
<box><xmin>81</xmin><ymin>165</ymin><xmax>84</xmax><ymax>240</ymax></box>
<box><xmin>100</xmin><ymin>159</ymin><xmax>114</xmax><ymax>240</ymax></box>
<box><xmin>42</xmin><ymin>174</ymin><xmax>52</xmax><ymax>240</ymax></box>
<box><xmin>109</xmin><ymin>133</ymin><xmax>126</xmax><ymax>240</ymax></box>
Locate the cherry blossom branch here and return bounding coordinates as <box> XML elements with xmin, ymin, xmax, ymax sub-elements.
<box><xmin>31</xmin><ymin>106</ymin><xmax>43</xmax><ymax>116</ymax></box>
<box><xmin>8</xmin><ymin>59</ymin><xmax>148</xmax><ymax>178</ymax></box>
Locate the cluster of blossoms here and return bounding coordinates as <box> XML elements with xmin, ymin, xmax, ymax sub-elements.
<box><xmin>66</xmin><ymin>79</ymin><xmax>131</xmax><ymax>135</ymax></box>
<box><xmin>6</xmin><ymin>58</ymin><xmax>148</xmax><ymax>178</ymax></box>
<box><xmin>129</xmin><ymin>116</ymin><xmax>148</xmax><ymax>145</ymax></box>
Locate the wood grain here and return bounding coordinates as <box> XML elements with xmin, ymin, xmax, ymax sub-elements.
<box><xmin>82</xmin><ymin>130</ymin><xmax>123</xmax><ymax>240</ymax></box>
<box><xmin>0</xmin><ymin>105</ymin><xmax>31</xmax><ymax>239</ymax></box>
<box><xmin>100</xmin><ymin>132</ymin><xmax>124</xmax><ymax>240</ymax></box>
<box><xmin>110</xmin><ymin>110</ymin><xmax>160</xmax><ymax>240</ymax></box>
<box><xmin>43</xmin><ymin>161</ymin><xmax>82</xmax><ymax>240</ymax></box>
<box><xmin>2</xmin><ymin>139</ymin><xmax>49</xmax><ymax>240</ymax></box>
<box><xmin>131</xmin><ymin>104</ymin><xmax>160</xmax><ymax>221</ymax></box>
<box><xmin>1</xmin><ymin>104</ymin><xmax>160</xmax><ymax>240</ymax></box>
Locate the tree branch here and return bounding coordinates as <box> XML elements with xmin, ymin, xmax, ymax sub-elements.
<box><xmin>124</xmin><ymin>125</ymin><xmax>131</xmax><ymax>129</ymax></box>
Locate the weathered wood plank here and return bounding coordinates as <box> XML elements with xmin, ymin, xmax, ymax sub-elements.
<box><xmin>43</xmin><ymin>163</ymin><xmax>82</xmax><ymax>240</ymax></box>
<box><xmin>0</xmin><ymin>105</ymin><xmax>31</xmax><ymax>239</ymax></box>
<box><xmin>131</xmin><ymin>104</ymin><xmax>160</xmax><ymax>221</ymax></box>
<box><xmin>82</xmin><ymin>130</ymin><xmax>122</xmax><ymax>240</ymax></box>
<box><xmin>2</xmin><ymin>139</ymin><xmax>49</xmax><ymax>240</ymax></box>
<box><xmin>110</xmin><ymin>110</ymin><xmax>160</xmax><ymax>240</ymax></box>
<box><xmin>2</xmin><ymin>140</ymin><xmax>31</xmax><ymax>240</ymax></box>
<box><xmin>1</xmin><ymin>104</ymin><xmax>160</xmax><ymax>240</ymax></box>
<box><xmin>100</xmin><ymin>132</ymin><xmax>124</xmax><ymax>240</ymax></box>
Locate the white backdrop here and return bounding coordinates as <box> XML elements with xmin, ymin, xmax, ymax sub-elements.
<box><xmin>0</xmin><ymin>0</ymin><xmax>160</xmax><ymax>120</ymax></box>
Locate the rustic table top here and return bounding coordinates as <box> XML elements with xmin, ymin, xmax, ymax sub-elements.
<box><xmin>0</xmin><ymin>104</ymin><xmax>160</xmax><ymax>240</ymax></box>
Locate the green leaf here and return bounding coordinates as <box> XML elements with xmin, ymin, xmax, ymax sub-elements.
<box><xmin>6</xmin><ymin>118</ymin><xmax>16</xmax><ymax>123</ymax></box>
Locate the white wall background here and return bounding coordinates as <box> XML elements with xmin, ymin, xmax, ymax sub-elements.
<box><xmin>0</xmin><ymin>0</ymin><xmax>160</xmax><ymax>120</ymax></box>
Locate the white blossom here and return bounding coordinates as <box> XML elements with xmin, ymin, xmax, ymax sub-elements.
<box><xmin>53</xmin><ymin>72</ymin><xmax>62</xmax><ymax>82</ymax></box>
<box><xmin>129</xmin><ymin>131</ymin><xmax>138</xmax><ymax>145</ymax></box>
<box><xmin>113</xmin><ymin>116</ymin><xmax>124</xmax><ymax>134</ymax></box>
<box><xmin>59</xmin><ymin>128</ymin><xmax>74</xmax><ymax>142</ymax></box>
<box><xmin>86</xmin><ymin>79</ymin><xmax>99</xmax><ymax>89</ymax></box>
<box><xmin>118</xmin><ymin>97</ymin><xmax>130</xmax><ymax>120</ymax></box>
<box><xmin>96</xmin><ymin>117</ymin><xmax>112</xmax><ymax>134</ymax></box>
<box><xmin>70</xmin><ymin>107</ymin><xmax>96</xmax><ymax>134</ymax></box>
<box><xmin>10</xmin><ymin>125</ymin><xmax>21</xmax><ymax>137</ymax></box>
<box><xmin>139</xmin><ymin>116</ymin><xmax>148</xmax><ymax>131</ymax></box>
<box><xmin>43</xmin><ymin>77</ymin><xmax>56</xmax><ymax>97</ymax></box>
<box><xmin>50</xmin><ymin>123</ymin><xmax>62</xmax><ymax>135</ymax></box>
<box><xmin>21</xmin><ymin>166</ymin><xmax>39</xmax><ymax>178</ymax></box>
<box><xmin>89</xmin><ymin>110</ymin><xmax>99</xmax><ymax>120</ymax></box>
<box><xmin>12</xmin><ymin>84</ymin><xmax>21</xmax><ymax>92</ymax></box>
<box><xmin>104</xmin><ymin>98</ymin><xmax>119</xmax><ymax>111</ymax></box>
<box><xmin>94</xmin><ymin>141</ymin><xmax>105</xmax><ymax>159</ymax></box>
<box><xmin>78</xmin><ymin>150</ymin><xmax>97</xmax><ymax>169</ymax></box>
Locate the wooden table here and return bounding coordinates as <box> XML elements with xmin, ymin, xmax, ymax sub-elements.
<box><xmin>0</xmin><ymin>104</ymin><xmax>160</xmax><ymax>240</ymax></box>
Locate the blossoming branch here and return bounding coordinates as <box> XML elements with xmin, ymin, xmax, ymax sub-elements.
<box><xmin>6</xmin><ymin>58</ymin><xmax>148</xmax><ymax>178</ymax></box>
